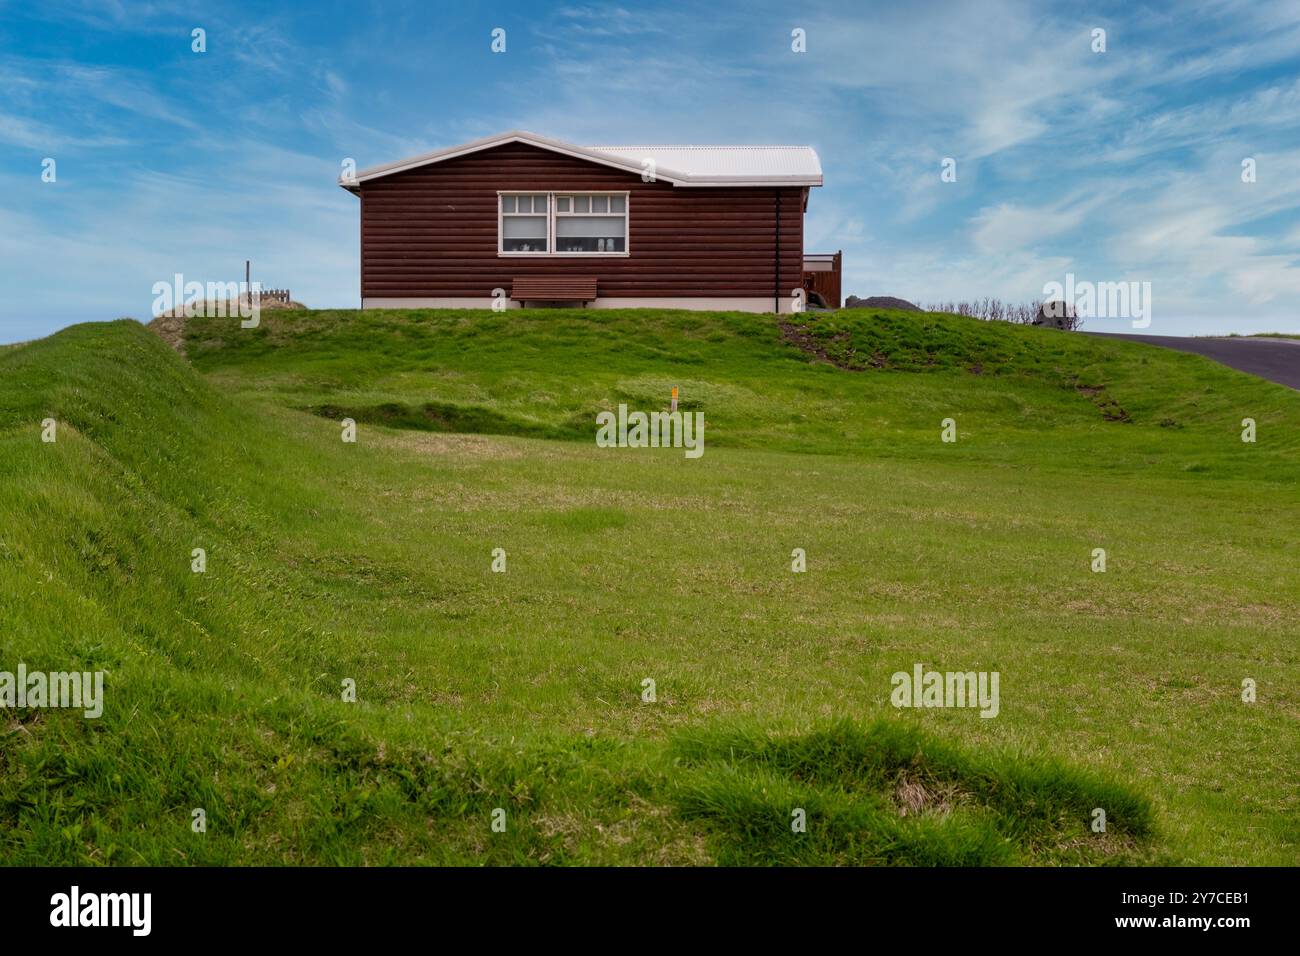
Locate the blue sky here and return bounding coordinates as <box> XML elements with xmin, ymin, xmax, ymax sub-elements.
<box><xmin>2</xmin><ymin>0</ymin><xmax>1298</xmax><ymax>342</ymax></box>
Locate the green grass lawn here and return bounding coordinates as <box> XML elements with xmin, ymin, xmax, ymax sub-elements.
<box><xmin>0</xmin><ymin>308</ymin><xmax>1296</xmax><ymax>865</ymax></box>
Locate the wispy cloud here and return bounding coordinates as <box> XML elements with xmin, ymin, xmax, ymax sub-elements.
<box><xmin>552</xmin><ymin>6</ymin><xmax>668</xmax><ymax>37</ymax></box>
<box><xmin>1</xmin><ymin>0</ymin><xmax>1298</xmax><ymax>341</ymax></box>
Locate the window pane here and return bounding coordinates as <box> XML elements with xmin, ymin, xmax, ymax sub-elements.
<box><xmin>556</xmin><ymin>216</ymin><xmax>625</xmax><ymax>238</ymax></box>
<box><xmin>502</xmin><ymin>195</ymin><xmax>516</xmax><ymax>213</ymax></box>
<box><xmin>610</xmin><ymin>195</ymin><xmax>625</xmax><ymax>213</ymax></box>
<box><xmin>555</xmin><ymin>213</ymin><xmax>626</xmax><ymax>252</ymax></box>
<box><xmin>503</xmin><ymin>216</ymin><xmax>546</xmax><ymax>238</ymax></box>
<box><xmin>502</xmin><ymin>212</ymin><xmax>548</xmax><ymax>250</ymax></box>
<box><xmin>531</xmin><ymin>194</ymin><xmax>547</xmax><ymax>212</ymax></box>
<box><xmin>573</xmin><ymin>196</ymin><xmax>589</xmax><ymax>213</ymax></box>
<box><xmin>557</xmin><ymin>196</ymin><xmax>571</xmax><ymax>212</ymax></box>
<box><xmin>555</xmin><ymin>236</ymin><xmax>625</xmax><ymax>252</ymax></box>
<box><xmin>591</xmin><ymin>196</ymin><xmax>608</xmax><ymax>213</ymax></box>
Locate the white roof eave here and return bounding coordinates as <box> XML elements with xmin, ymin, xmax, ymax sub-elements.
<box><xmin>671</xmin><ymin>176</ymin><xmax>823</xmax><ymax>187</ymax></box>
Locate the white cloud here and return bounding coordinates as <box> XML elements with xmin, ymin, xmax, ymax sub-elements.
<box><xmin>4</xmin><ymin>0</ymin><xmax>1300</xmax><ymax>339</ymax></box>
<box><xmin>970</xmin><ymin>197</ymin><xmax>1094</xmax><ymax>254</ymax></box>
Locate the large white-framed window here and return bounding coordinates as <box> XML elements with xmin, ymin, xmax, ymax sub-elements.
<box><xmin>499</xmin><ymin>193</ymin><xmax>550</xmax><ymax>254</ymax></box>
<box><xmin>554</xmin><ymin>193</ymin><xmax>627</xmax><ymax>254</ymax></box>
<box><xmin>498</xmin><ymin>191</ymin><xmax>629</xmax><ymax>257</ymax></box>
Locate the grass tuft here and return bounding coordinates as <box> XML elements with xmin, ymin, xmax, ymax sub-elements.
<box><xmin>669</xmin><ymin>720</ymin><xmax>1155</xmax><ymax>865</ymax></box>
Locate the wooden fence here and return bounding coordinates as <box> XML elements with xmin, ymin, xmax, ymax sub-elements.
<box><xmin>801</xmin><ymin>251</ymin><xmax>842</xmax><ymax>309</ymax></box>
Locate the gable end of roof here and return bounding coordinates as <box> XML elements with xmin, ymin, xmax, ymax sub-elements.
<box><xmin>340</xmin><ymin>130</ymin><xmax>822</xmax><ymax>191</ymax></box>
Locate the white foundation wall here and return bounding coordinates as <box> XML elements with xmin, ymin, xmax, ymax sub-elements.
<box><xmin>362</xmin><ymin>296</ymin><xmax>800</xmax><ymax>313</ymax></box>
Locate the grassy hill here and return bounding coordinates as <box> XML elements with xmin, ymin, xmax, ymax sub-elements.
<box><xmin>187</xmin><ymin>307</ymin><xmax>1300</xmax><ymax>478</ymax></box>
<box><xmin>1</xmin><ymin>308</ymin><xmax>1296</xmax><ymax>865</ymax></box>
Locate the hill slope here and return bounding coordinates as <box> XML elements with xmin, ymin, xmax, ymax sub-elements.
<box><xmin>185</xmin><ymin>307</ymin><xmax>1300</xmax><ymax>482</ymax></box>
<box><xmin>1</xmin><ymin>312</ymin><xmax>1296</xmax><ymax>865</ymax></box>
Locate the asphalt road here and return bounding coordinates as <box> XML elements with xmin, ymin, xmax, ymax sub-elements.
<box><xmin>1086</xmin><ymin>332</ymin><xmax>1300</xmax><ymax>390</ymax></box>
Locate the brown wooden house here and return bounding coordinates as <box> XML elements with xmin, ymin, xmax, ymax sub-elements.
<box><xmin>340</xmin><ymin>130</ymin><xmax>834</xmax><ymax>312</ymax></box>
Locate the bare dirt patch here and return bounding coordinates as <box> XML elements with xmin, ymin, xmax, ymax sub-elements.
<box><xmin>146</xmin><ymin>314</ymin><xmax>188</xmax><ymax>354</ymax></box>
<box><xmin>779</xmin><ymin>320</ymin><xmax>863</xmax><ymax>370</ymax></box>
<box><xmin>893</xmin><ymin>773</ymin><xmax>960</xmax><ymax>817</ymax></box>
<box><xmin>1074</xmin><ymin>382</ymin><xmax>1131</xmax><ymax>422</ymax></box>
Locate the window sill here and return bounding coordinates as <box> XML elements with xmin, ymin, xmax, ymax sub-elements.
<box><xmin>498</xmin><ymin>252</ymin><xmax>630</xmax><ymax>258</ymax></box>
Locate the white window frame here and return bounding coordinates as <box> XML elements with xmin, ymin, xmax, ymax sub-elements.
<box><xmin>498</xmin><ymin>192</ymin><xmax>551</xmax><ymax>256</ymax></box>
<box><xmin>497</xmin><ymin>191</ymin><xmax>630</xmax><ymax>258</ymax></box>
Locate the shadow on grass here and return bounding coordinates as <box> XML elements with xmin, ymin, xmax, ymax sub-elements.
<box><xmin>302</xmin><ymin>400</ymin><xmax>591</xmax><ymax>441</ymax></box>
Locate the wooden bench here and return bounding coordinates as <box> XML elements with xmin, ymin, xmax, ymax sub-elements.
<box><xmin>510</xmin><ymin>276</ymin><xmax>598</xmax><ymax>305</ymax></box>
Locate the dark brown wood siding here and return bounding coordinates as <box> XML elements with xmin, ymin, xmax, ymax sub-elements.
<box><xmin>357</xmin><ymin>142</ymin><xmax>804</xmax><ymax>302</ymax></box>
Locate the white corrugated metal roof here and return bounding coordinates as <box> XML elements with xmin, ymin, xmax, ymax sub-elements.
<box><xmin>344</xmin><ymin>131</ymin><xmax>822</xmax><ymax>189</ymax></box>
<box><xmin>587</xmin><ymin>145</ymin><xmax>822</xmax><ymax>184</ymax></box>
